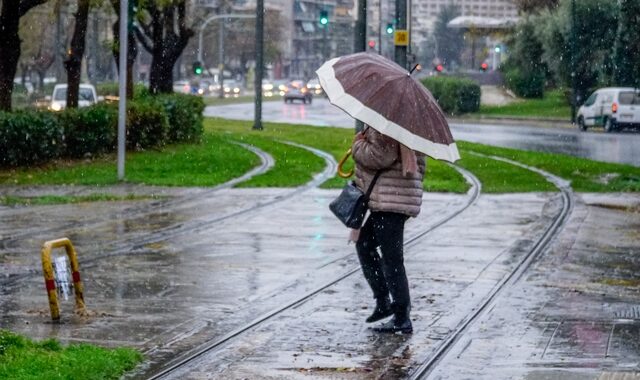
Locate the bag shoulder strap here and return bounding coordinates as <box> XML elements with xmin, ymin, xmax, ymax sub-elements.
<box><xmin>364</xmin><ymin>171</ymin><xmax>382</xmax><ymax>200</ymax></box>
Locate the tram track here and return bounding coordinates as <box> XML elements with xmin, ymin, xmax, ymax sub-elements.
<box><xmin>143</xmin><ymin>155</ymin><xmax>573</xmax><ymax>380</ymax></box>
<box><xmin>143</xmin><ymin>164</ymin><xmax>482</xmax><ymax>379</ymax></box>
<box><xmin>0</xmin><ymin>141</ymin><xmax>336</xmax><ymax>287</ymax></box>
<box><xmin>407</xmin><ymin>153</ymin><xmax>574</xmax><ymax>380</ymax></box>
<box><xmin>0</xmin><ymin>142</ymin><xmax>274</xmax><ymax>250</ymax></box>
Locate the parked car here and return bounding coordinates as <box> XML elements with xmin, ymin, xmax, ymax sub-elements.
<box><xmin>283</xmin><ymin>80</ymin><xmax>312</xmax><ymax>104</ymax></box>
<box><xmin>577</xmin><ymin>87</ymin><xmax>640</xmax><ymax>132</ymax></box>
<box><xmin>48</xmin><ymin>84</ymin><xmax>99</xmax><ymax>111</ymax></box>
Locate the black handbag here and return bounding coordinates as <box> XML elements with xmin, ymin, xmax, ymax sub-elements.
<box><xmin>329</xmin><ymin>171</ymin><xmax>382</xmax><ymax>229</ymax></box>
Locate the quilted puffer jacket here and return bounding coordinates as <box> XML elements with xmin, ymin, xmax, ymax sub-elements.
<box><xmin>352</xmin><ymin>128</ymin><xmax>426</xmax><ymax>217</ymax></box>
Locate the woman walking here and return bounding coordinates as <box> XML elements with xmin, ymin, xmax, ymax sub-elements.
<box><xmin>351</xmin><ymin>127</ymin><xmax>425</xmax><ymax>334</ymax></box>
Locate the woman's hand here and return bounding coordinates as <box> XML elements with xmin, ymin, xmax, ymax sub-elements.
<box><xmin>353</xmin><ymin>132</ymin><xmax>365</xmax><ymax>143</ymax></box>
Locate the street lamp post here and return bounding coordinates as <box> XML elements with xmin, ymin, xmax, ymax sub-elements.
<box><xmin>253</xmin><ymin>0</ymin><xmax>264</xmax><ymax>130</ymax></box>
<box><xmin>117</xmin><ymin>0</ymin><xmax>128</xmax><ymax>181</ymax></box>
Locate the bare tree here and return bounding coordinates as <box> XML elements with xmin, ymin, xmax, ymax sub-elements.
<box><xmin>135</xmin><ymin>0</ymin><xmax>194</xmax><ymax>94</ymax></box>
<box><xmin>0</xmin><ymin>0</ymin><xmax>50</xmax><ymax>111</ymax></box>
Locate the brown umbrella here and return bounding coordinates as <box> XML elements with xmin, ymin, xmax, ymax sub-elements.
<box><xmin>316</xmin><ymin>52</ymin><xmax>460</xmax><ymax>162</ymax></box>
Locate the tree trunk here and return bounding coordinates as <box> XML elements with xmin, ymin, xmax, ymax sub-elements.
<box><xmin>0</xmin><ymin>2</ymin><xmax>22</xmax><ymax>111</ymax></box>
<box><xmin>65</xmin><ymin>0</ymin><xmax>91</xmax><ymax>108</ymax></box>
<box><xmin>111</xmin><ymin>5</ymin><xmax>137</xmax><ymax>99</ymax></box>
<box><xmin>149</xmin><ymin>57</ymin><xmax>175</xmax><ymax>94</ymax></box>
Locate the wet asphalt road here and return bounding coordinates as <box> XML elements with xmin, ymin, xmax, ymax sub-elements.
<box><xmin>204</xmin><ymin>98</ymin><xmax>640</xmax><ymax>167</ymax></box>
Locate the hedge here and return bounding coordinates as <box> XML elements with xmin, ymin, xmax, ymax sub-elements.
<box><xmin>504</xmin><ymin>68</ymin><xmax>545</xmax><ymax>98</ymax></box>
<box><xmin>0</xmin><ymin>93</ymin><xmax>204</xmax><ymax>168</ymax></box>
<box><xmin>58</xmin><ymin>103</ymin><xmax>117</xmax><ymax>158</ymax></box>
<box><xmin>421</xmin><ymin>76</ymin><xmax>481</xmax><ymax>115</ymax></box>
<box><xmin>0</xmin><ymin>111</ymin><xmax>63</xmax><ymax>166</ymax></box>
<box><xmin>156</xmin><ymin>94</ymin><xmax>205</xmax><ymax>142</ymax></box>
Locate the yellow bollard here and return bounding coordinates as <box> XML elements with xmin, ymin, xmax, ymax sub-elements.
<box><xmin>41</xmin><ymin>238</ymin><xmax>86</xmax><ymax>321</ymax></box>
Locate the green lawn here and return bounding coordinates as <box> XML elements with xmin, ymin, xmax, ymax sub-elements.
<box><xmin>460</xmin><ymin>141</ymin><xmax>640</xmax><ymax>192</ymax></box>
<box><xmin>0</xmin><ymin>134</ymin><xmax>259</xmax><ymax>187</ymax></box>
<box><xmin>1</xmin><ymin>117</ymin><xmax>638</xmax><ymax>194</ymax></box>
<box><xmin>0</xmin><ymin>330</ymin><xmax>141</xmax><ymax>380</ymax></box>
<box><xmin>206</xmin><ymin>119</ymin><xmax>560</xmax><ymax>193</ymax></box>
<box><xmin>476</xmin><ymin>89</ymin><xmax>571</xmax><ymax>119</ymax></box>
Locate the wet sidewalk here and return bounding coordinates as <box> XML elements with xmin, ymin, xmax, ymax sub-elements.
<box><xmin>1</xmin><ymin>185</ymin><xmax>639</xmax><ymax>379</ymax></box>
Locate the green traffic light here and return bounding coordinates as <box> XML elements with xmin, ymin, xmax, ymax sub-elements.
<box><xmin>193</xmin><ymin>61</ymin><xmax>203</xmax><ymax>75</ymax></box>
<box><xmin>320</xmin><ymin>10</ymin><xmax>328</xmax><ymax>25</ymax></box>
<box><xmin>386</xmin><ymin>23</ymin><xmax>393</xmax><ymax>34</ymax></box>
<box><xmin>495</xmin><ymin>46</ymin><xmax>501</xmax><ymax>53</ymax></box>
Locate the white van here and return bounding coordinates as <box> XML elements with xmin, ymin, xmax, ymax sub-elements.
<box><xmin>48</xmin><ymin>84</ymin><xmax>99</xmax><ymax>111</ymax></box>
<box><xmin>577</xmin><ymin>87</ymin><xmax>640</xmax><ymax>132</ymax></box>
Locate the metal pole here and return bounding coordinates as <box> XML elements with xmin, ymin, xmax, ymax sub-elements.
<box><xmin>117</xmin><ymin>0</ymin><xmax>128</xmax><ymax>181</ymax></box>
<box><xmin>570</xmin><ymin>0</ymin><xmax>577</xmax><ymax>123</ymax></box>
<box><xmin>354</xmin><ymin>0</ymin><xmax>367</xmax><ymax>132</ymax></box>
<box><xmin>218</xmin><ymin>13</ymin><xmax>225</xmax><ymax>99</ymax></box>
<box><xmin>394</xmin><ymin>0</ymin><xmax>407</xmax><ymax>68</ymax></box>
<box><xmin>378</xmin><ymin>0</ymin><xmax>382</xmax><ymax>55</ymax></box>
<box><xmin>253</xmin><ymin>0</ymin><xmax>264</xmax><ymax>130</ymax></box>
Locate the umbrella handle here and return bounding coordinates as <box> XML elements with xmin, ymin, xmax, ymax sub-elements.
<box><xmin>337</xmin><ymin>148</ymin><xmax>354</xmax><ymax>178</ymax></box>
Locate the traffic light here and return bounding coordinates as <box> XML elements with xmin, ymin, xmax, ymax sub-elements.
<box><xmin>368</xmin><ymin>40</ymin><xmax>376</xmax><ymax>49</ymax></box>
<box><xmin>386</xmin><ymin>23</ymin><xmax>394</xmax><ymax>34</ymax></box>
<box><xmin>192</xmin><ymin>61</ymin><xmax>203</xmax><ymax>75</ymax></box>
<box><xmin>480</xmin><ymin>62</ymin><xmax>488</xmax><ymax>72</ymax></box>
<box><xmin>319</xmin><ymin>10</ymin><xmax>328</xmax><ymax>25</ymax></box>
<box><xmin>494</xmin><ymin>45</ymin><xmax>501</xmax><ymax>53</ymax></box>
<box><xmin>434</xmin><ymin>64</ymin><xmax>443</xmax><ymax>72</ymax></box>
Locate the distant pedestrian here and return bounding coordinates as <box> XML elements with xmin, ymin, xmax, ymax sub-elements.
<box><xmin>351</xmin><ymin>126</ymin><xmax>425</xmax><ymax>334</ymax></box>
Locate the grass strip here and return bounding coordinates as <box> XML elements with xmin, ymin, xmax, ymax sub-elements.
<box><xmin>229</xmin><ymin>134</ymin><xmax>326</xmax><ymax>187</ymax></box>
<box><xmin>459</xmin><ymin>141</ymin><xmax>640</xmax><ymax>192</ymax></box>
<box><xmin>456</xmin><ymin>151</ymin><xmax>555</xmax><ymax>193</ymax></box>
<box><xmin>0</xmin><ymin>329</ymin><xmax>141</xmax><ymax>380</ymax></box>
<box><xmin>475</xmin><ymin>89</ymin><xmax>571</xmax><ymax>119</ymax></box>
<box><xmin>0</xmin><ymin>134</ymin><xmax>258</xmax><ymax>187</ymax></box>
<box><xmin>0</xmin><ymin>194</ymin><xmax>163</xmax><ymax>207</ymax></box>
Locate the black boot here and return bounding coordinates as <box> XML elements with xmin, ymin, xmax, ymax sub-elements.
<box><xmin>372</xmin><ymin>308</ymin><xmax>412</xmax><ymax>334</ymax></box>
<box><xmin>365</xmin><ymin>297</ymin><xmax>393</xmax><ymax>323</ymax></box>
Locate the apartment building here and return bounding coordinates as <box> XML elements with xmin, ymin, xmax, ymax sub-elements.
<box><xmin>367</xmin><ymin>0</ymin><xmax>517</xmax><ymax>58</ymax></box>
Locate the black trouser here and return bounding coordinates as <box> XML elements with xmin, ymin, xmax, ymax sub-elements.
<box><xmin>356</xmin><ymin>211</ymin><xmax>410</xmax><ymax>313</ymax></box>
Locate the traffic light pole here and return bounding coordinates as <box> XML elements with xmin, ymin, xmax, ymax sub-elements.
<box><xmin>394</xmin><ymin>0</ymin><xmax>407</xmax><ymax>69</ymax></box>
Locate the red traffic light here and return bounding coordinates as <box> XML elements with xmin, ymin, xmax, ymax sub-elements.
<box><xmin>368</xmin><ymin>40</ymin><xmax>376</xmax><ymax>48</ymax></box>
<box><xmin>481</xmin><ymin>62</ymin><xmax>488</xmax><ymax>71</ymax></box>
<box><xmin>435</xmin><ymin>64</ymin><xmax>443</xmax><ymax>72</ymax></box>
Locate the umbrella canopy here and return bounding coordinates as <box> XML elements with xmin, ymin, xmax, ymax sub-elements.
<box><xmin>316</xmin><ymin>52</ymin><xmax>460</xmax><ymax>162</ymax></box>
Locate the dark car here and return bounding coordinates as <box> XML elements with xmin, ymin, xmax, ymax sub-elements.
<box><xmin>283</xmin><ymin>80</ymin><xmax>313</xmax><ymax>104</ymax></box>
